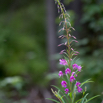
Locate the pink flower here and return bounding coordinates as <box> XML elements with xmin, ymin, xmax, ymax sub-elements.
<box><xmin>71</xmin><ymin>48</ymin><xmax>74</xmax><ymax>51</ymax></box>
<box><xmin>71</xmin><ymin>72</ymin><xmax>77</xmax><ymax>77</ymax></box>
<box><xmin>69</xmin><ymin>34</ymin><xmax>71</xmax><ymax>37</ymax></box>
<box><xmin>72</xmin><ymin>64</ymin><xmax>82</xmax><ymax>72</ymax></box>
<box><xmin>70</xmin><ymin>76</ymin><xmax>75</xmax><ymax>82</ymax></box>
<box><xmin>76</xmin><ymin>82</ymin><xmax>81</xmax><ymax>87</ymax></box>
<box><xmin>72</xmin><ymin>36</ymin><xmax>76</xmax><ymax>39</ymax></box>
<box><xmin>65</xmin><ymin>88</ymin><xmax>69</xmax><ymax>94</ymax></box>
<box><xmin>61</xmin><ymin>81</ymin><xmax>67</xmax><ymax>88</ymax></box>
<box><xmin>65</xmin><ymin>68</ymin><xmax>71</xmax><ymax>74</ymax></box>
<box><xmin>76</xmin><ymin>51</ymin><xmax>79</xmax><ymax>54</ymax></box>
<box><xmin>58</xmin><ymin>71</ymin><xmax>63</xmax><ymax>77</ymax></box>
<box><xmin>59</xmin><ymin>50</ymin><xmax>65</xmax><ymax>54</ymax></box>
<box><xmin>77</xmin><ymin>86</ymin><xmax>82</xmax><ymax>92</ymax></box>
<box><xmin>78</xmin><ymin>66</ymin><xmax>82</xmax><ymax>72</ymax></box>
<box><xmin>59</xmin><ymin>59</ymin><xmax>67</xmax><ymax>65</ymax></box>
<box><xmin>72</xmin><ymin>64</ymin><xmax>78</xmax><ymax>70</ymax></box>
<box><xmin>71</xmin><ymin>72</ymin><xmax>75</xmax><ymax>76</ymax></box>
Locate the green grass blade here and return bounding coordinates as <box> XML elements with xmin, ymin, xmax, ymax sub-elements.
<box><xmin>46</xmin><ymin>98</ymin><xmax>60</xmax><ymax>103</ymax></box>
<box><xmin>81</xmin><ymin>79</ymin><xmax>93</xmax><ymax>87</ymax></box>
<box><xmin>81</xmin><ymin>93</ymin><xmax>89</xmax><ymax>103</ymax></box>
<box><xmin>75</xmin><ymin>98</ymin><xmax>82</xmax><ymax>103</ymax></box>
<box><xmin>57</xmin><ymin>92</ymin><xmax>66</xmax><ymax>103</ymax></box>
<box><xmin>75</xmin><ymin>93</ymin><xmax>89</xmax><ymax>103</ymax></box>
<box><xmin>72</xmin><ymin>83</ymin><xmax>77</xmax><ymax>102</ymax></box>
<box><xmin>52</xmin><ymin>85</ymin><xmax>70</xmax><ymax>102</ymax></box>
<box><xmin>84</xmin><ymin>95</ymin><xmax>100</xmax><ymax>103</ymax></box>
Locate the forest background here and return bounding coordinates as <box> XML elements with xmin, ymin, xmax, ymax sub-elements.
<box><xmin>0</xmin><ymin>0</ymin><xmax>103</xmax><ymax>103</ymax></box>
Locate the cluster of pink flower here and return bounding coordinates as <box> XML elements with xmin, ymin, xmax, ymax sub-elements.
<box><xmin>59</xmin><ymin>59</ymin><xmax>82</xmax><ymax>94</ymax></box>
<box><xmin>76</xmin><ymin>82</ymin><xmax>82</xmax><ymax>92</ymax></box>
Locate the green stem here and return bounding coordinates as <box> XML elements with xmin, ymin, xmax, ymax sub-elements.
<box><xmin>56</xmin><ymin>0</ymin><xmax>75</xmax><ymax>102</ymax></box>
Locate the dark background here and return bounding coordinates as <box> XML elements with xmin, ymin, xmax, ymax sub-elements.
<box><xmin>0</xmin><ymin>0</ymin><xmax>103</xmax><ymax>103</ymax></box>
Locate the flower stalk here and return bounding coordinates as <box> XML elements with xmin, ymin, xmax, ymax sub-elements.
<box><xmin>47</xmin><ymin>0</ymin><xmax>100</xmax><ymax>103</ymax></box>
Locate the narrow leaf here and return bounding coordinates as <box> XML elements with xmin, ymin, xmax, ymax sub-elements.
<box><xmin>75</xmin><ymin>93</ymin><xmax>89</xmax><ymax>103</ymax></box>
<box><xmin>52</xmin><ymin>85</ymin><xmax>70</xmax><ymax>102</ymax></box>
<box><xmin>75</xmin><ymin>98</ymin><xmax>82</xmax><ymax>103</ymax></box>
<box><xmin>84</xmin><ymin>95</ymin><xmax>100</xmax><ymax>103</ymax></box>
<box><xmin>81</xmin><ymin>79</ymin><xmax>93</xmax><ymax>87</ymax></box>
<box><xmin>81</xmin><ymin>93</ymin><xmax>89</xmax><ymax>103</ymax></box>
<box><xmin>46</xmin><ymin>98</ymin><xmax>60</xmax><ymax>103</ymax></box>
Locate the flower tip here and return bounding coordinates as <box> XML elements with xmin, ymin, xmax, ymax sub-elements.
<box><xmin>65</xmin><ymin>88</ymin><xmax>69</xmax><ymax>94</ymax></box>
<box><xmin>61</xmin><ymin>81</ymin><xmax>67</xmax><ymax>88</ymax></box>
<box><xmin>58</xmin><ymin>71</ymin><xmax>63</xmax><ymax>77</ymax></box>
<box><xmin>77</xmin><ymin>87</ymin><xmax>82</xmax><ymax>93</ymax></box>
<box><xmin>59</xmin><ymin>59</ymin><xmax>67</xmax><ymax>65</ymax></box>
<box><xmin>65</xmin><ymin>68</ymin><xmax>71</xmax><ymax>74</ymax></box>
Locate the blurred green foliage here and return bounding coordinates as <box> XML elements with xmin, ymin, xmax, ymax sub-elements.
<box><xmin>0</xmin><ymin>0</ymin><xmax>48</xmax><ymax>102</ymax></box>
<box><xmin>0</xmin><ymin>0</ymin><xmax>47</xmax><ymax>83</ymax></box>
<box><xmin>76</xmin><ymin>0</ymin><xmax>103</xmax><ymax>102</ymax></box>
<box><xmin>81</xmin><ymin>0</ymin><xmax>103</xmax><ymax>32</ymax></box>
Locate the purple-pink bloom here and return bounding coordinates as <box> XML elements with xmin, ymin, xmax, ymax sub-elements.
<box><xmin>77</xmin><ymin>86</ymin><xmax>82</xmax><ymax>92</ymax></box>
<box><xmin>59</xmin><ymin>50</ymin><xmax>65</xmax><ymax>54</ymax></box>
<box><xmin>59</xmin><ymin>59</ymin><xmax>67</xmax><ymax>65</ymax></box>
<box><xmin>65</xmin><ymin>68</ymin><xmax>71</xmax><ymax>74</ymax></box>
<box><xmin>72</xmin><ymin>64</ymin><xmax>82</xmax><ymax>72</ymax></box>
<box><xmin>65</xmin><ymin>88</ymin><xmax>69</xmax><ymax>94</ymax></box>
<box><xmin>70</xmin><ymin>76</ymin><xmax>75</xmax><ymax>82</ymax></box>
<box><xmin>71</xmin><ymin>72</ymin><xmax>75</xmax><ymax>76</ymax></box>
<box><xmin>71</xmin><ymin>72</ymin><xmax>77</xmax><ymax>77</ymax></box>
<box><xmin>76</xmin><ymin>82</ymin><xmax>81</xmax><ymax>87</ymax></box>
<box><xmin>71</xmin><ymin>48</ymin><xmax>74</xmax><ymax>51</ymax></box>
<box><xmin>58</xmin><ymin>71</ymin><xmax>63</xmax><ymax>77</ymax></box>
<box><xmin>72</xmin><ymin>64</ymin><xmax>78</xmax><ymax>70</ymax></box>
<box><xmin>78</xmin><ymin>66</ymin><xmax>82</xmax><ymax>72</ymax></box>
<box><xmin>72</xmin><ymin>36</ymin><xmax>76</xmax><ymax>39</ymax></box>
<box><xmin>76</xmin><ymin>51</ymin><xmax>79</xmax><ymax>54</ymax></box>
<box><xmin>61</xmin><ymin>81</ymin><xmax>67</xmax><ymax>88</ymax></box>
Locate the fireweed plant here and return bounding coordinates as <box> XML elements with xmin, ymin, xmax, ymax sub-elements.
<box><xmin>47</xmin><ymin>0</ymin><xmax>100</xmax><ymax>103</ymax></box>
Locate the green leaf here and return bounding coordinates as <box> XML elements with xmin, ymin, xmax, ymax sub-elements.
<box><xmin>51</xmin><ymin>88</ymin><xmax>65</xmax><ymax>103</ymax></box>
<box><xmin>69</xmin><ymin>92</ymin><xmax>72</xmax><ymax>98</ymax></box>
<box><xmin>83</xmin><ymin>91</ymin><xmax>85</xmax><ymax>95</ymax></box>
<box><xmin>57</xmin><ymin>92</ymin><xmax>66</xmax><ymax>103</ymax></box>
<box><xmin>46</xmin><ymin>98</ymin><xmax>60</xmax><ymax>103</ymax></box>
<box><xmin>75</xmin><ymin>93</ymin><xmax>89</xmax><ymax>103</ymax></box>
<box><xmin>84</xmin><ymin>95</ymin><xmax>100</xmax><ymax>103</ymax></box>
<box><xmin>81</xmin><ymin>79</ymin><xmax>93</xmax><ymax>87</ymax></box>
<box><xmin>64</xmin><ymin>74</ymin><xmax>70</xmax><ymax>87</ymax></box>
<box><xmin>75</xmin><ymin>98</ymin><xmax>82</xmax><ymax>103</ymax></box>
<box><xmin>72</xmin><ymin>83</ymin><xmax>77</xmax><ymax>102</ymax></box>
<box><xmin>51</xmin><ymin>85</ymin><xmax>70</xmax><ymax>102</ymax></box>
<box><xmin>71</xmin><ymin>56</ymin><xmax>79</xmax><ymax>66</ymax></box>
<box><xmin>81</xmin><ymin>93</ymin><xmax>89</xmax><ymax>103</ymax></box>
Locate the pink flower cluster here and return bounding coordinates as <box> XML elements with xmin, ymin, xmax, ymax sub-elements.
<box><xmin>59</xmin><ymin>59</ymin><xmax>82</xmax><ymax>72</ymax></box>
<box><xmin>61</xmin><ymin>81</ymin><xmax>69</xmax><ymax>94</ymax></box>
<box><xmin>65</xmin><ymin>88</ymin><xmax>69</xmax><ymax>94</ymax></box>
<box><xmin>76</xmin><ymin>82</ymin><xmax>82</xmax><ymax>92</ymax></box>
<box><xmin>61</xmin><ymin>81</ymin><xmax>67</xmax><ymax>88</ymax></box>
<box><xmin>72</xmin><ymin>64</ymin><xmax>82</xmax><ymax>72</ymax></box>
<box><xmin>58</xmin><ymin>71</ymin><xmax>63</xmax><ymax>77</ymax></box>
<box><xmin>65</xmin><ymin>68</ymin><xmax>71</xmax><ymax>74</ymax></box>
<box><xmin>59</xmin><ymin>59</ymin><xmax>82</xmax><ymax>93</ymax></box>
<box><xmin>59</xmin><ymin>59</ymin><xmax>67</xmax><ymax>65</ymax></box>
